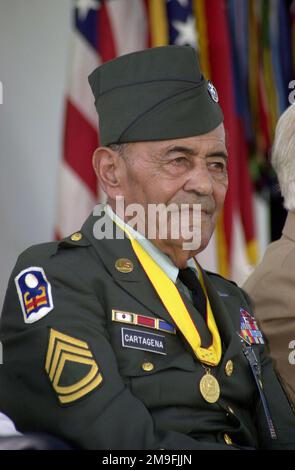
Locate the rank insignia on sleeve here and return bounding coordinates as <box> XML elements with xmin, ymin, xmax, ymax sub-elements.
<box><xmin>15</xmin><ymin>267</ymin><xmax>54</xmax><ymax>324</ymax></box>
<box><xmin>240</xmin><ymin>308</ymin><xmax>264</xmax><ymax>345</ymax></box>
<box><xmin>45</xmin><ymin>329</ymin><xmax>103</xmax><ymax>405</ymax></box>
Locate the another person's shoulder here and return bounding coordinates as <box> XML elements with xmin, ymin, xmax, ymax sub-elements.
<box><xmin>254</xmin><ymin>237</ymin><xmax>295</xmax><ymax>272</ymax></box>
<box><xmin>243</xmin><ymin>236</ymin><xmax>295</xmax><ymax>295</ymax></box>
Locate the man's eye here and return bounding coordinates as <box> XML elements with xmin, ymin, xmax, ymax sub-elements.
<box><xmin>208</xmin><ymin>161</ymin><xmax>226</xmax><ymax>172</ymax></box>
<box><xmin>171</xmin><ymin>156</ymin><xmax>187</xmax><ymax>165</ymax></box>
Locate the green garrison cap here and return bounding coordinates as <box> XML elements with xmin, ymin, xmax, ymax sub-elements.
<box><xmin>88</xmin><ymin>45</ymin><xmax>223</xmax><ymax>146</ymax></box>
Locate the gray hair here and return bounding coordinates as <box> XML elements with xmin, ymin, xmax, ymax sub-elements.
<box><xmin>107</xmin><ymin>143</ymin><xmax>130</xmax><ymax>158</ymax></box>
<box><xmin>272</xmin><ymin>103</ymin><xmax>295</xmax><ymax>211</ymax></box>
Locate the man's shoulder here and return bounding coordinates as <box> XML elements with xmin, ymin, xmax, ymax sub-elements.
<box><xmin>1</xmin><ymin>234</ymin><xmax>103</xmax><ymax>331</ymax></box>
<box><xmin>205</xmin><ymin>270</ymin><xmax>253</xmax><ymax>311</ymax></box>
<box><xmin>205</xmin><ymin>270</ymin><xmax>239</xmax><ymax>291</ymax></box>
<box><xmin>11</xmin><ymin>232</ymin><xmax>98</xmax><ymax>284</ymax></box>
<box><xmin>18</xmin><ymin>241</ymin><xmax>59</xmax><ymax>264</ymax></box>
<box><xmin>18</xmin><ymin>232</ymin><xmax>91</xmax><ymax>261</ymax></box>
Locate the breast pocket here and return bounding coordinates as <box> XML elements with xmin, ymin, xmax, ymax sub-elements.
<box><xmin>109</xmin><ymin>322</ymin><xmax>199</xmax><ymax>408</ymax></box>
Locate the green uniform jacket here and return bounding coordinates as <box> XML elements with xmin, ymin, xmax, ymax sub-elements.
<box><xmin>0</xmin><ymin>210</ymin><xmax>294</xmax><ymax>450</ymax></box>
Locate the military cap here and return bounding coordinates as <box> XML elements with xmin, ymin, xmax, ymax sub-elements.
<box><xmin>88</xmin><ymin>45</ymin><xmax>223</xmax><ymax>146</ymax></box>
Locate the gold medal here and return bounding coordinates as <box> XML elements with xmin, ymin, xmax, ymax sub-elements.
<box><xmin>199</xmin><ymin>370</ymin><xmax>220</xmax><ymax>403</ymax></box>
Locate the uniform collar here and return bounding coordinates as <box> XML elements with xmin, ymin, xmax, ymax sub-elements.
<box><xmin>79</xmin><ymin>206</ymin><xmax>235</xmax><ymax>349</ymax></box>
<box><xmin>105</xmin><ymin>204</ymin><xmax>181</xmax><ymax>283</ymax></box>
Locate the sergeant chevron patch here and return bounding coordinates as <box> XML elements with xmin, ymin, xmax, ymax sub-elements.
<box><xmin>45</xmin><ymin>329</ymin><xmax>103</xmax><ymax>405</ymax></box>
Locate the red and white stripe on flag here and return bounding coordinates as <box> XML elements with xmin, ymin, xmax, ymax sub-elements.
<box><xmin>56</xmin><ymin>0</ymin><xmax>148</xmax><ymax>239</ymax></box>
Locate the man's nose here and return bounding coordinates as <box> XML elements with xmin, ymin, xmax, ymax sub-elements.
<box><xmin>183</xmin><ymin>163</ymin><xmax>214</xmax><ymax>195</ymax></box>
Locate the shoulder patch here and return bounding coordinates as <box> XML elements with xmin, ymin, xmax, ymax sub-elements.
<box><xmin>45</xmin><ymin>329</ymin><xmax>103</xmax><ymax>405</ymax></box>
<box><xmin>15</xmin><ymin>267</ymin><xmax>54</xmax><ymax>324</ymax></box>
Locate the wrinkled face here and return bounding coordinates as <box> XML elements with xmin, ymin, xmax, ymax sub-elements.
<box><xmin>114</xmin><ymin>124</ymin><xmax>228</xmax><ymax>255</ymax></box>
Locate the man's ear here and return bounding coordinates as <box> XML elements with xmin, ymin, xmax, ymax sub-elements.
<box><xmin>92</xmin><ymin>147</ymin><xmax>123</xmax><ymax>198</ymax></box>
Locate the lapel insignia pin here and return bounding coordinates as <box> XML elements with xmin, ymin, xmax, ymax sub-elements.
<box><xmin>115</xmin><ymin>258</ymin><xmax>134</xmax><ymax>273</ymax></box>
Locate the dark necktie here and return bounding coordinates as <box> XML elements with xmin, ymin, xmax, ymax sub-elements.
<box><xmin>178</xmin><ymin>267</ymin><xmax>207</xmax><ymax>318</ymax></box>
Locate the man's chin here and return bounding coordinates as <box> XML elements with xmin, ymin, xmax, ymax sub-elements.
<box><xmin>161</xmin><ymin>236</ymin><xmax>203</xmax><ymax>254</ymax></box>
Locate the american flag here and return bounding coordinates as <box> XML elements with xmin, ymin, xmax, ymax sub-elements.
<box><xmin>56</xmin><ymin>0</ymin><xmax>148</xmax><ymax>239</ymax></box>
<box><xmin>56</xmin><ymin>0</ymin><xmax>258</xmax><ymax>283</ymax></box>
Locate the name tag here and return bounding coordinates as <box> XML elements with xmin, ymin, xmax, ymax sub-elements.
<box><xmin>121</xmin><ymin>327</ymin><xmax>167</xmax><ymax>355</ymax></box>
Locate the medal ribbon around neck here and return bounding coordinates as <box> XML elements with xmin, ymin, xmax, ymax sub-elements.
<box><xmin>113</xmin><ymin>218</ymin><xmax>222</xmax><ymax>366</ymax></box>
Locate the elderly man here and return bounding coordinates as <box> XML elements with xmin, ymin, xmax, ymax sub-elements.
<box><xmin>244</xmin><ymin>103</ymin><xmax>295</xmax><ymax>410</ymax></box>
<box><xmin>0</xmin><ymin>46</ymin><xmax>294</xmax><ymax>450</ymax></box>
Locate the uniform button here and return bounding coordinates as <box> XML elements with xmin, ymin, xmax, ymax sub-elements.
<box><xmin>225</xmin><ymin>360</ymin><xmax>234</xmax><ymax>377</ymax></box>
<box><xmin>224</xmin><ymin>433</ymin><xmax>233</xmax><ymax>445</ymax></box>
<box><xmin>142</xmin><ymin>362</ymin><xmax>154</xmax><ymax>372</ymax></box>
<box><xmin>71</xmin><ymin>232</ymin><xmax>82</xmax><ymax>241</ymax></box>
